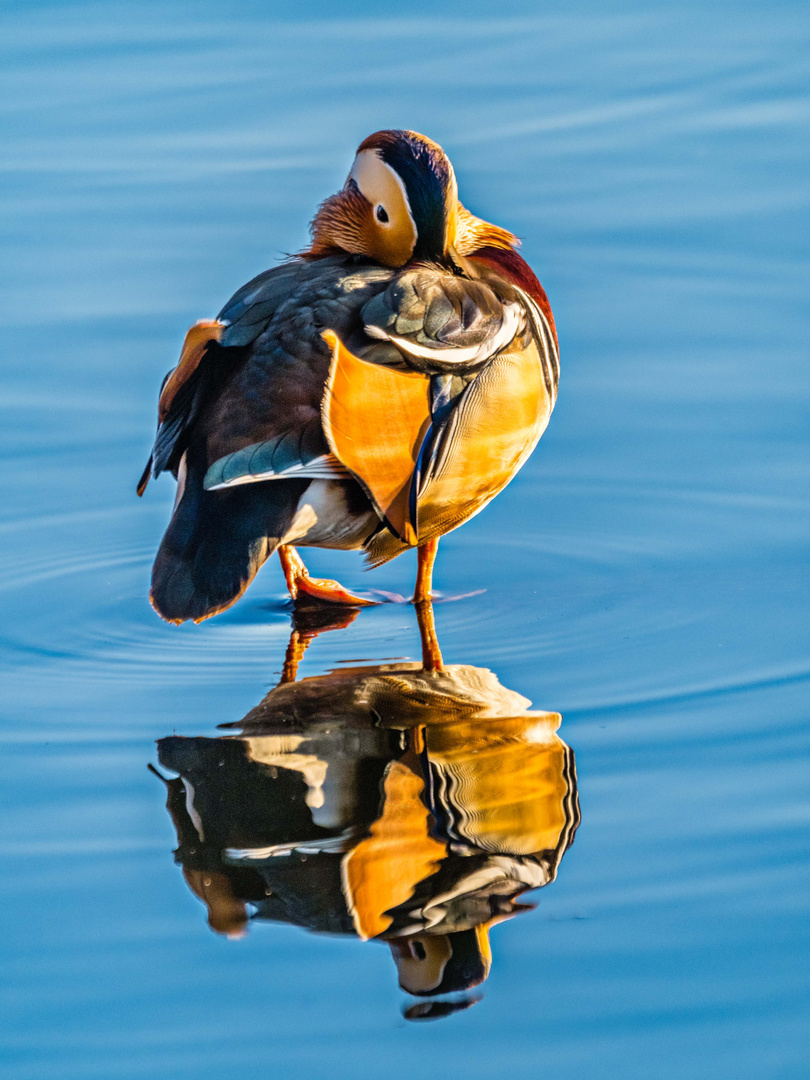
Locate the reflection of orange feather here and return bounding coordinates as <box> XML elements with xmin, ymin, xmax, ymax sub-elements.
<box><xmin>321</xmin><ymin>331</ymin><xmax>431</xmax><ymax>544</ymax></box>
<box><xmin>342</xmin><ymin>756</ymin><xmax>445</xmax><ymax>940</ymax></box>
<box><xmin>181</xmin><ymin>867</ymin><xmax>248</xmax><ymax>937</ymax></box>
<box><xmin>425</xmin><ymin>714</ymin><xmax>570</xmax><ymax>856</ymax></box>
<box><xmin>158</xmin><ymin>320</ymin><xmax>224</xmax><ymax>423</ymax></box>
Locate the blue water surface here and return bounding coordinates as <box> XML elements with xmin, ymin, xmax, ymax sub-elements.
<box><xmin>1</xmin><ymin>2</ymin><xmax>809</xmax><ymax>1078</ymax></box>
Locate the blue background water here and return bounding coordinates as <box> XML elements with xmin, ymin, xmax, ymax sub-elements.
<box><xmin>2</xmin><ymin>2</ymin><xmax>809</xmax><ymax>1076</ymax></box>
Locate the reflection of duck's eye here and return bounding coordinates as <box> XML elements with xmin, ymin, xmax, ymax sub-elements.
<box><xmin>376</xmin><ymin>204</ymin><xmax>389</xmax><ymax>223</ymax></box>
<box><xmin>412</xmin><ymin>941</ymin><xmax>426</xmax><ymax>960</ymax></box>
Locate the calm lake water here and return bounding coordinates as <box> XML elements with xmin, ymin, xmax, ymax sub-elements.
<box><xmin>2</xmin><ymin>2</ymin><xmax>809</xmax><ymax>1077</ymax></box>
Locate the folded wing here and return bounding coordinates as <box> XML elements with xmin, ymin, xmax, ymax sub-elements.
<box><xmin>138</xmin><ymin>261</ymin><xmax>319</xmax><ymax>496</ymax></box>
<box><xmin>360</xmin><ymin>266</ymin><xmax>524</xmax><ymax>373</ymax></box>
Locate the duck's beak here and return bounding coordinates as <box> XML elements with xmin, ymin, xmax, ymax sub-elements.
<box><xmin>444</xmin><ymin>199</ymin><xmax>460</xmax><ymax>254</ymax></box>
<box><xmin>442</xmin><ymin>162</ymin><xmax>460</xmax><ymax>256</ymax></box>
<box><xmin>475</xmin><ymin>921</ymin><xmax>492</xmax><ymax>973</ymax></box>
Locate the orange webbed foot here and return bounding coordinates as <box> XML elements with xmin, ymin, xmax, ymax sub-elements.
<box><xmin>278</xmin><ymin>544</ymin><xmax>377</xmax><ymax>607</ymax></box>
<box><xmin>295</xmin><ymin>574</ymin><xmax>377</xmax><ymax>606</ymax></box>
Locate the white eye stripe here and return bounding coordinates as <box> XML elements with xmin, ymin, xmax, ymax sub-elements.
<box><xmin>380</xmin><ymin>160</ymin><xmax>415</xmax><ymax>231</ymax></box>
<box><xmin>349</xmin><ymin>149</ymin><xmax>417</xmax><ymax>236</ymax></box>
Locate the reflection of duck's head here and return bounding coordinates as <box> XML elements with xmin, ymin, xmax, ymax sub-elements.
<box><xmin>390</xmin><ymin>924</ymin><xmax>491</xmax><ymax>997</ymax></box>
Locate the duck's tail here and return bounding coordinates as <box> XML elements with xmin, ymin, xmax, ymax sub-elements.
<box><xmin>150</xmin><ymin>449</ymin><xmax>308</xmax><ymax>623</ymax></box>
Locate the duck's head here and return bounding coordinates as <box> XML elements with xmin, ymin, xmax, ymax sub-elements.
<box><xmin>306</xmin><ymin>129</ymin><xmax>517</xmax><ymax>267</ymax></box>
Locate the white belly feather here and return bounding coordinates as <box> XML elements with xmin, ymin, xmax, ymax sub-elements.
<box><xmin>281</xmin><ymin>480</ymin><xmax>378</xmax><ymax>551</ymax></box>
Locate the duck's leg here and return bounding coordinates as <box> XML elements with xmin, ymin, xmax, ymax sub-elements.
<box><xmin>413</xmin><ymin>540</ymin><xmax>443</xmax><ymax>671</ymax></box>
<box><xmin>278</xmin><ymin>544</ymin><xmax>376</xmax><ymax>606</ymax></box>
<box><xmin>413</xmin><ymin>537</ymin><xmax>439</xmax><ymax>603</ymax></box>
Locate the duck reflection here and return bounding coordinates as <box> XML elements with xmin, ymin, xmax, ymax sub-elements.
<box><xmin>153</xmin><ymin>602</ymin><xmax>579</xmax><ymax>1018</ymax></box>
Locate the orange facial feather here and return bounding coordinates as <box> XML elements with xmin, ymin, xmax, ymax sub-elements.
<box><xmin>305</xmin><ymin>184</ymin><xmax>374</xmax><ymax>260</ymax></box>
<box><xmin>453</xmin><ymin>203</ymin><xmax>519</xmax><ymax>257</ymax></box>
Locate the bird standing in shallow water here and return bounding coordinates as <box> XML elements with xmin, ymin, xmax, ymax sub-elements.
<box><xmin>138</xmin><ymin>130</ymin><xmax>559</xmax><ymax>661</ymax></box>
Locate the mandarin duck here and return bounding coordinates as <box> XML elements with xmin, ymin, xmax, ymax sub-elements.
<box><xmin>138</xmin><ymin>130</ymin><xmax>559</xmax><ymax>637</ymax></box>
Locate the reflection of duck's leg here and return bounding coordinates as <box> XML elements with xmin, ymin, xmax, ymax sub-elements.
<box><xmin>415</xmin><ymin>596</ymin><xmax>444</xmax><ymax>673</ymax></box>
<box><xmin>280</xmin><ymin>628</ymin><xmax>312</xmax><ymax>684</ymax></box>
<box><xmin>413</xmin><ymin>538</ymin><xmax>439</xmax><ymax>602</ymax></box>
<box><xmin>279</xmin><ymin>602</ymin><xmax>361</xmax><ymax>684</ymax></box>
<box><xmin>278</xmin><ymin>544</ymin><xmax>376</xmax><ymax>606</ymax></box>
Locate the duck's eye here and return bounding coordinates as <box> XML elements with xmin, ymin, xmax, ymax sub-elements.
<box><xmin>375</xmin><ymin>204</ymin><xmax>389</xmax><ymax>224</ymax></box>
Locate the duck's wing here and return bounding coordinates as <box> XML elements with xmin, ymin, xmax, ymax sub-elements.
<box><xmin>137</xmin><ymin>261</ymin><xmax>317</xmax><ymax>496</ymax></box>
<box><xmin>136</xmin><ymin>321</ymin><xmax>224</xmax><ymax>495</ymax></box>
<box><xmin>144</xmin><ymin>259</ymin><xmax>393</xmax><ymax>624</ymax></box>
<box><xmin>360</xmin><ymin>266</ymin><xmax>524</xmax><ymax>373</ymax></box>
<box><xmin>322</xmin><ymin>266</ymin><xmax>557</xmax><ymax>553</ymax></box>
